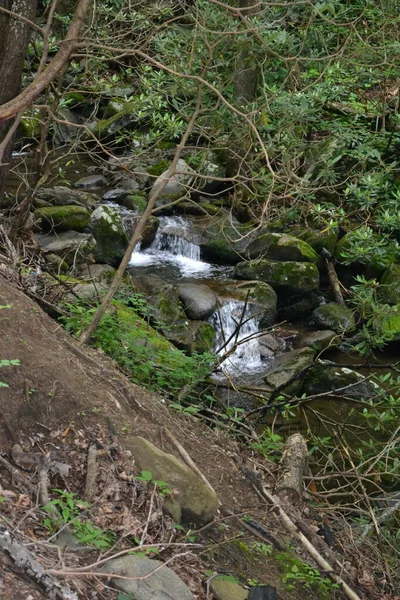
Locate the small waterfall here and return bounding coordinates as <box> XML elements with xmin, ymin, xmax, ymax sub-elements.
<box><xmin>209</xmin><ymin>301</ymin><xmax>263</xmax><ymax>374</ymax></box>
<box><xmin>129</xmin><ymin>216</ymin><xmax>210</xmax><ymax>275</ymax></box>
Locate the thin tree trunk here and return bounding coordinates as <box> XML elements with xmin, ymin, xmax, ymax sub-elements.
<box><xmin>79</xmin><ymin>91</ymin><xmax>202</xmax><ymax>344</ymax></box>
<box><xmin>0</xmin><ymin>0</ymin><xmax>37</xmax><ymax>203</ymax></box>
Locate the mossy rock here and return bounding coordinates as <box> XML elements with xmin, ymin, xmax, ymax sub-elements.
<box><xmin>379</xmin><ymin>263</ymin><xmax>400</xmax><ymax>305</ymax></box>
<box><xmin>301</xmin><ymin>363</ymin><xmax>379</xmax><ymax>399</ymax></box>
<box><xmin>34</xmin><ymin>231</ymin><xmax>96</xmax><ymax>266</ymax></box>
<box><xmin>289</xmin><ymin>227</ymin><xmax>339</xmax><ymax>255</ymax></box>
<box><xmin>89</xmin><ymin>204</ymin><xmax>128</xmax><ymax>266</ymax></box>
<box><xmin>246</xmin><ymin>233</ymin><xmax>319</xmax><ymax>263</ymax></box>
<box><xmin>225</xmin><ymin>281</ymin><xmax>277</xmax><ymax>327</ymax></box>
<box><xmin>294</xmin><ymin>330</ymin><xmax>339</xmax><ymax>353</ymax></box>
<box><xmin>92</xmin><ymin>101</ymin><xmax>143</xmax><ymax>138</ymax></box>
<box><xmin>264</xmin><ymin>347</ymin><xmax>315</xmax><ymax>394</ymax></box>
<box><xmin>235</xmin><ymin>259</ymin><xmax>319</xmax><ymax>294</ymax></box>
<box><xmin>121</xmin><ymin>194</ymin><xmax>147</xmax><ymax>212</ymax></box>
<box><xmin>35</xmin><ymin>206</ymin><xmax>90</xmax><ymax>232</ymax></box>
<box><xmin>312</xmin><ymin>302</ymin><xmax>355</xmax><ymax>334</ymax></box>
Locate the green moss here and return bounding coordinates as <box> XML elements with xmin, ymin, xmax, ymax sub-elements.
<box><xmin>122</xmin><ymin>194</ymin><xmax>147</xmax><ymax>212</ymax></box>
<box><xmin>203</xmin><ymin>239</ymin><xmax>239</xmax><ymax>263</ymax></box>
<box><xmin>18</xmin><ymin>108</ymin><xmax>41</xmax><ymax>138</ymax></box>
<box><xmin>312</xmin><ymin>302</ymin><xmax>355</xmax><ymax>333</ymax></box>
<box><xmin>193</xmin><ymin>323</ymin><xmax>215</xmax><ymax>353</ymax></box>
<box><xmin>289</xmin><ymin>227</ymin><xmax>338</xmax><ymax>255</ymax></box>
<box><xmin>247</xmin><ymin>233</ymin><xmax>319</xmax><ymax>263</ymax></box>
<box><xmin>35</xmin><ymin>206</ymin><xmax>90</xmax><ymax>231</ymax></box>
<box><xmin>235</xmin><ymin>259</ymin><xmax>319</xmax><ymax>292</ymax></box>
<box><xmin>147</xmin><ymin>160</ymin><xmax>170</xmax><ymax>176</ymax></box>
<box><xmin>379</xmin><ymin>264</ymin><xmax>400</xmax><ymax>305</ymax></box>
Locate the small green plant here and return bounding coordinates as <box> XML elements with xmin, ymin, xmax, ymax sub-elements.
<box><xmin>251</xmin><ymin>427</ymin><xmax>284</xmax><ymax>462</ymax></box>
<box><xmin>276</xmin><ymin>552</ymin><xmax>340</xmax><ymax>598</ymax></box>
<box><xmin>135</xmin><ymin>470</ymin><xmax>172</xmax><ymax>497</ymax></box>
<box><xmin>43</xmin><ymin>489</ymin><xmax>115</xmax><ymax>549</ymax></box>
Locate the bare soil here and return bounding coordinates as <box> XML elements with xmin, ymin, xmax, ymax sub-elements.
<box><xmin>0</xmin><ymin>271</ymin><xmax>395</xmax><ymax>600</ymax></box>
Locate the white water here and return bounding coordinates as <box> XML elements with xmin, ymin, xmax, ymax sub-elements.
<box><xmin>129</xmin><ymin>216</ymin><xmax>211</xmax><ymax>276</ymax></box>
<box><xmin>209</xmin><ymin>301</ymin><xmax>263</xmax><ymax>375</ymax></box>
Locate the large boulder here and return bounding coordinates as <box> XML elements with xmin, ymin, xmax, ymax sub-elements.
<box><xmin>301</xmin><ymin>363</ymin><xmax>379</xmax><ymax>399</ymax></box>
<box><xmin>235</xmin><ymin>259</ymin><xmax>319</xmax><ymax>294</ymax></box>
<box><xmin>35</xmin><ymin>186</ymin><xmax>98</xmax><ymax>210</ymax></box>
<box><xmin>246</xmin><ymin>233</ymin><xmax>318</xmax><ymax>263</ymax></box>
<box><xmin>89</xmin><ymin>204</ymin><xmax>128</xmax><ymax>266</ymax></box>
<box><xmin>198</xmin><ymin>213</ymin><xmax>262</xmax><ymax>263</ymax></box>
<box><xmin>178</xmin><ymin>283</ymin><xmax>218</xmax><ymax>320</ymax></box>
<box><xmin>379</xmin><ymin>263</ymin><xmax>400</xmax><ymax>305</ymax></box>
<box><xmin>101</xmin><ymin>555</ymin><xmax>194</xmax><ymax>600</ymax></box>
<box><xmin>35</xmin><ymin>206</ymin><xmax>90</xmax><ymax>232</ymax></box>
<box><xmin>312</xmin><ymin>302</ymin><xmax>355</xmax><ymax>333</ymax></box>
<box><xmin>150</xmin><ymin>159</ymin><xmax>195</xmax><ymax>206</ymax></box>
<box><xmin>34</xmin><ymin>231</ymin><xmax>96</xmax><ymax>266</ymax></box>
<box><xmin>124</xmin><ymin>436</ymin><xmax>219</xmax><ymax>526</ymax></box>
<box><xmin>264</xmin><ymin>347</ymin><xmax>315</xmax><ymax>394</ymax></box>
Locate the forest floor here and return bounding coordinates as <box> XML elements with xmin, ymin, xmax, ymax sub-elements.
<box><xmin>0</xmin><ymin>266</ymin><xmax>396</xmax><ymax>600</ymax></box>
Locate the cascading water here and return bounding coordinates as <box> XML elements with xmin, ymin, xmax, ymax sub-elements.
<box><xmin>209</xmin><ymin>300</ymin><xmax>264</xmax><ymax>375</ymax></box>
<box><xmin>129</xmin><ymin>216</ymin><xmax>211</xmax><ymax>276</ymax></box>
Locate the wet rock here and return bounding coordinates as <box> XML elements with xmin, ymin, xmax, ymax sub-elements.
<box><xmin>102</xmin><ymin>188</ymin><xmax>129</xmax><ymax>202</ymax></box>
<box><xmin>34</xmin><ymin>231</ymin><xmax>96</xmax><ymax>266</ymax></box>
<box><xmin>121</xmin><ymin>194</ymin><xmax>147</xmax><ymax>212</ymax></box>
<box><xmin>288</xmin><ymin>227</ymin><xmax>339</xmax><ymax>255</ymax></box>
<box><xmin>89</xmin><ymin>204</ymin><xmax>128</xmax><ymax>266</ymax></box>
<box><xmin>35</xmin><ymin>205</ymin><xmax>90</xmax><ymax>232</ymax></box>
<box><xmin>294</xmin><ymin>330</ymin><xmax>338</xmax><ymax>353</ymax></box>
<box><xmin>312</xmin><ymin>302</ymin><xmax>355</xmax><ymax>333</ymax></box>
<box><xmin>264</xmin><ymin>347</ymin><xmax>315</xmax><ymax>393</ymax></box>
<box><xmin>258</xmin><ymin>333</ymin><xmax>285</xmax><ymax>358</ymax></box>
<box><xmin>151</xmin><ymin>159</ymin><xmax>196</xmax><ymax>206</ymax></box>
<box><xmin>35</xmin><ymin>186</ymin><xmax>98</xmax><ymax>210</ymax></box>
<box><xmin>235</xmin><ymin>259</ymin><xmax>319</xmax><ymax>294</ymax></box>
<box><xmin>379</xmin><ymin>263</ymin><xmax>400</xmax><ymax>305</ymax></box>
<box><xmin>301</xmin><ymin>363</ymin><xmax>379</xmax><ymax>399</ymax></box>
<box><xmin>246</xmin><ymin>233</ymin><xmax>318</xmax><ymax>263</ymax></box>
<box><xmin>74</xmin><ymin>174</ymin><xmax>106</xmax><ymax>189</ymax></box>
<box><xmin>178</xmin><ymin>283</ymin><xmax>218</xmax><ymax>320</ymax></box>
<box><xmin>210</xmin><ymin>577</ymin><xmax>248</xmax><ymax>600</ymax></box>
<box><xmin>101</xmin><ymin>555</ymin><xmax>194</xmax><ymax>600</ymax></box>
<box><xmin>199</xmin><ymin>213</ymin><xmax>259</xmax><ymax>263</ymax></box>
<box><xmin>278</xmin><ymin>292</ymin><xmax>321</xmax><ymax>321</ymax></box>
<box><xmin>53</xmin><ymin>107</ymin><xmax>83</xmax><ymax>145</ymax></box>
<box><xmin>124</xmin><ymin>436</ymin><xmax>219</xmax><ymax>525</ymax></box>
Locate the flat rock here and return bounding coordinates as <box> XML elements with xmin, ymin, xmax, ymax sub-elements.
<box><xmin>178</xmin><ymin>283</ymin><xmax>218</xmax><ymax>320</ymax></box>
<box><xmin>294</xmin><ymin>330</ymin><xmax>338</xmax><ymax>353</ymax></box>
<box><xmin>35</xmin><ymin>186</ymin><xmax>98</xmax><ymax>210</ymax></box>
<box><xmin>34</xmin><ymin>231</ymin><xmax>96</xmax><ymax>266</ymax></box>
<box><xmin>124</xmin><ymin>436</ymin><xmax>219</xmax><ymax>526</ymax></box>
<box><xmin>74</xmin><ymin>174</ymin><xmax>106</xmax><ymax>189</ymax></box>
<box><xmin>301</xmin><ymin>363</ymin><xmax>379</xmax><ymax>399</ymax></box>
<box><xmin>101</xmin><ymin>555</ymin><xmax>194</xmax><ymax>600</ymax></box>
<box><xmin>264</xmin><ymin>347</ymin><xmax>315</xmax><ymax>393</ymax></box>
<box><xmin>210</xmin><ymin>578</ymin><xmax>248</xmax><ymax>600</ymax></box>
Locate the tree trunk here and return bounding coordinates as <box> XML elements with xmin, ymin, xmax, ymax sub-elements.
<box><xmin>233</xmin><ymin>0</ymin><xmax>260</xmax><ymax>103</ymax></box>
<box><xmin>0</xmin><ymin>0</ymin><xmax>37</xmax><ymax>204</ymax></box>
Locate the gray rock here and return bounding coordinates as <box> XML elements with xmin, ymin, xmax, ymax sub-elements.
<box><xmin>70</xmin><ymin>281</ymin><xmax>109</xmax><ymax>302</ymax></box>
<box><xmin>74</xmin><ymin>174</ymin><xmax>106</xmax><ymax>189</ymax></box>
<box><xmin>312</xmin><ymin>302</ymin><xmax>355</xmax><ymax>333</ymax></box>
<box><xmin>178</xmin><ymin>283</ymin><xmax>218</xmax><ymax>320</ymax></box>
<box><xmin>124</xmin><ymin>436</ymin><xmax>219</xmax><ymax>525</ymax></box>
<box><xmin>53</xmin><ymin>107</ymin><xmax>83</xmax><ymax>145</ymax></box>
<box><xmin>278</xmin><ymin>292</ymin><xmax>321</xmax><ymax>321</ymax></box>
<box><xmin>210</xmin><ymin>577</ymin><xmax>248</xmax><ymax>600</ymax></box>
<box><xmin>264</xmin><ymin>347</ymin><xmax>315</xmax><ymax>393</ymax></box>
<box><xmin>120</xmin><ymin>177</ymin><xmax>141</xmax><ymax>191</ymax></box>
<box><xmin>35</xmin><ymin>186</ymin><xmax>98</xmax><ymax>210</ymax></box>
<box><xmin>258</xmin><ymin>333</ymin><xmax>286</xmax><ymax>358</ymax></box>
<box><xmin>195</xmin><ymin>151</ymin><xmax>226</xmax><ymax>195</ymax></box>
<box><xmin>151</xmin><ymin>159</ymin><xmax>195</xmax><ymax>205</ymax></box>
<box><xmin>223</xmin><ymin>281</ymin><xmax>277</xmax><ymax>328</ymax></box>
<box><xmin>294</xmin><ymin>330</ymin><xmax>338</xmax><ymax>353</ymax></box>
<box><xmin>235</xmin><ymin>259</ymin><xmax>319</xmax><ymax>294</ymax></box>
<box><xmin>89</xmin><ymin>204</ymin><xmax>128</xmax><ymax>266</ymax></box>
<box><xmin>78</xmin><ymin>263</ymin><xmax>115</xmax><ymax>281</ymax></box>
<box><xmin>246</xmin><ymin>233</ymin><xmax>319</xmax><ymax>263</ymax></box>
<box><xmin>34</xmin><ymin>231</ymin><xmax>96</xmax><ymax>266</ymax></box>
<box><xmin>301</xmin><ymin>363</ymin><xmax>379</xmax><ymax>399</ymax></box>
<box><xmin>102</xmin><ymin>188</ymin><xmax>130</xmax><ymax>202</ymax></box>
<box><xmin>101</xmin><ymin>555</ymin><xmax>194</xmax><ymax>600</ymax></box>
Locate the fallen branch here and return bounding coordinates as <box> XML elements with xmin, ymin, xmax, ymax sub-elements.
<box><xmin>83</xmin><ymin>444</ymin><xmax>98</xmax><ymax>502</ymax></box>
<box><xmin>275</xmin><ymin>433</ymin><xmax>308</xmax><ymax>505</ymax></box>
<box><xmin>0</xmin><ymin>526</ymin><xmax>78</xmax><ymax>600</ymax></box>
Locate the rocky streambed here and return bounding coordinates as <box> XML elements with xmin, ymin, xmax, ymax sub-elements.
<box><xmin>24</xmin><ymin>152</ymin><xmax>396</xmax><ymax>421</ymax></box>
